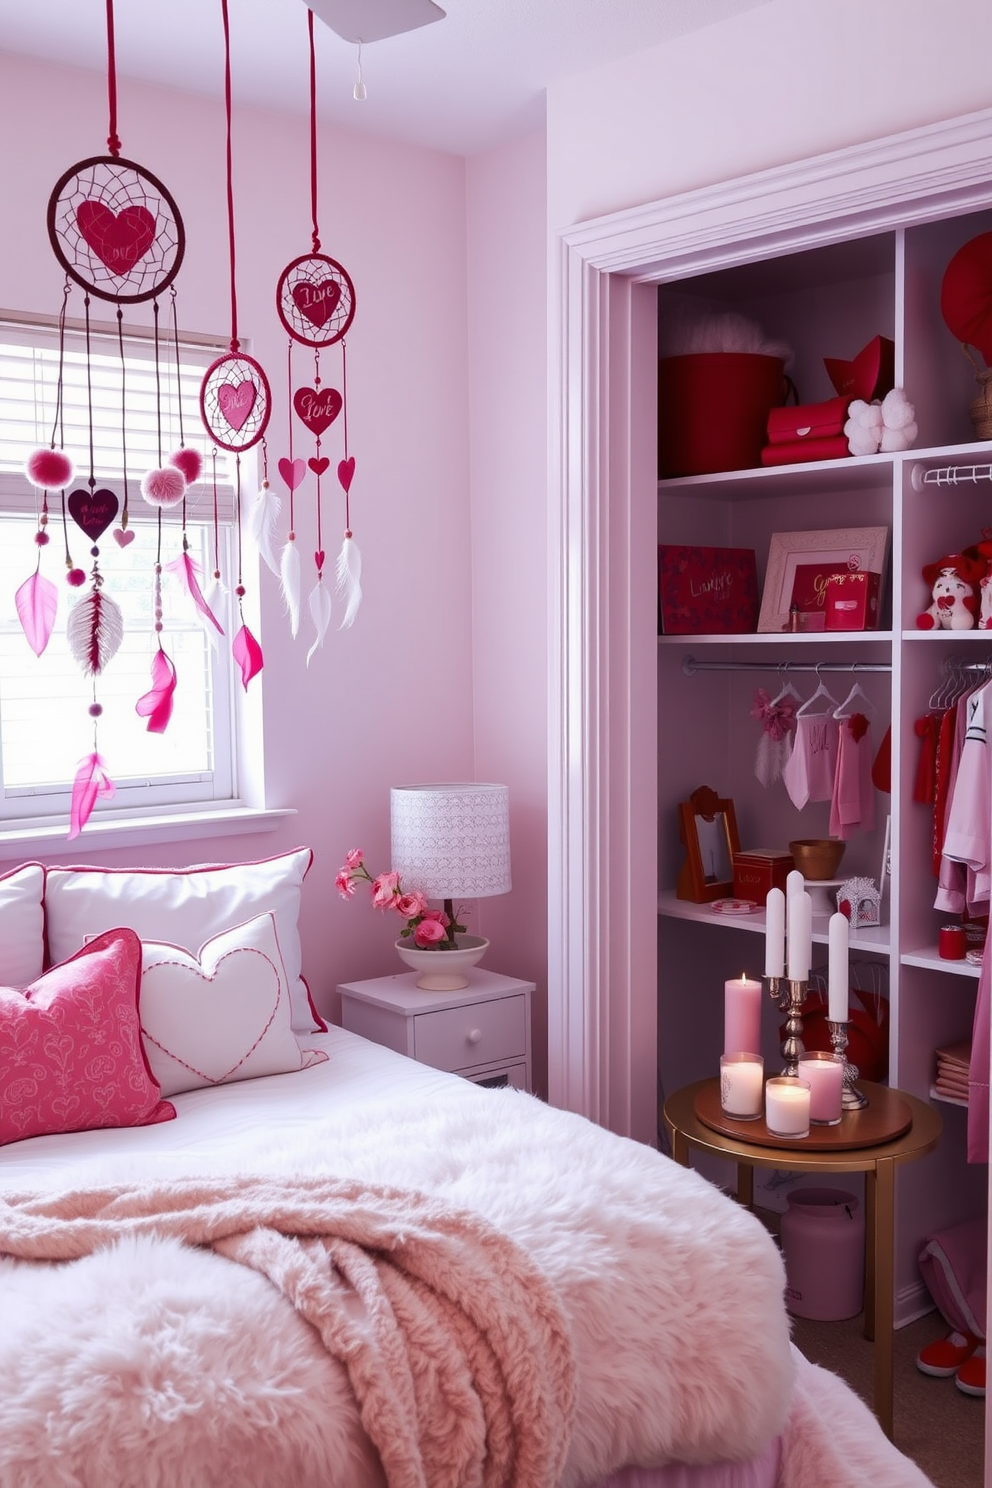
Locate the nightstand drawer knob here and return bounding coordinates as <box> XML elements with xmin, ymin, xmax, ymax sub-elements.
<box><xmin>467</xmin><ymin>1028</ymin><xmax>483</xmax><ymax>1045</ymax></box>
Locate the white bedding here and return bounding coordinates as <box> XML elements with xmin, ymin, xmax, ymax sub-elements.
<box><xmin>0</xmin><ymin>1028</ymin><xmax>933</xmax><ymax>1488</ymax></box>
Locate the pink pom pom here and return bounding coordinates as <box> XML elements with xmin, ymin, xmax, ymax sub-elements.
<box><xmin>26</xmin><ymin>448</ymin><xmax>73</xmax><ymax>489</ymax></box>
<box><xmin>66</xmin><ymin>568</ymin><xmax>87</xmax><ymax>588</ymax></box>
<box><xmin>141</xmin><ymin>467</ymin><xmax>186</xmax><ymax>508</ymax></box>
<box><xmin>168</xmin><ymin>447</ymin><xmax>203</xmax><ymax>486</ymax></box>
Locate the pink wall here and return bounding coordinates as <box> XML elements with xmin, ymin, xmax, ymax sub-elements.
<box><xmin>0</xmin><ymin>54</ymin><xmax>479</xmax><ymax>1020</ymax></box>
<box><xmin>465</xmin><ymin>129</ymin><xmax>549</xmax><ymax>1089</ymax></box>
<box><xmin>546</xmin><ymin>0</ymin><xmax>992</xmax><ymax>228</ymax></box>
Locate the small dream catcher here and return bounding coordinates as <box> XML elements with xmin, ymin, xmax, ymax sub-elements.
<box><xmin>26</xmin><ymin>0</ymin><xmax>200</xmax><ymax>837</ymax></box>
<box><xmin>270</xmin><ymin>5</ymin><xmax>360</xmax><ymax>661</ymax></box>
<box><xmin>197</xmin><ymin>0</ymin><xmax>270</xmax><ymax>689</ymax></box>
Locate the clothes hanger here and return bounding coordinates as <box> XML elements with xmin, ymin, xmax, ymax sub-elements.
<box><xmin>770</xmin><ymin>666</ymin><xmax>802</xmax><ymax>706</ymax></box>
<box><xmin>795</xmin><ymin>667</ymin><xmax>839</xmax><ymax>716</ymax></box>
<box><xmin>832</xmin><ymin>679</ymin><xmax>875</xmax><ymax>719</ymax></box>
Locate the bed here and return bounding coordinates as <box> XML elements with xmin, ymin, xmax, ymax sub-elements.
<box><xmin>0</xmin><ymin>853</ymin><xmax>934</xmax><ymax>1487</ymax></box>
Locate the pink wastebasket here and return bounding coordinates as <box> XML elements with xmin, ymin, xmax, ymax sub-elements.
<box><xmin>780</xmin><ymin>1187</ymin><xmax>865</xmax><ymax>1321</ymax></box>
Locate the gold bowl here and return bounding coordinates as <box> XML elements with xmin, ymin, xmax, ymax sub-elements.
<box><xmin>788</xmin><ymin>838</ymin><xmax>846</xmax><ymax>881</ymax></box>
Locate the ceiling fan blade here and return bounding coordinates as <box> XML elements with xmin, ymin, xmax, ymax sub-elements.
<box><xmin>305</xmin><ymin>0</ymin><xmax>446</xmax><ymax>44</ymax></box>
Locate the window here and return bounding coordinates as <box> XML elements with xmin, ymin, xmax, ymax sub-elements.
<box><xmin>0</xmin><ymin>313</ymin><xmax>246</xmax><ymax>829</ymax></box>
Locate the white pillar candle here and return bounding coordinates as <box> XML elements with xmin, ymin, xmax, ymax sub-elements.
<box><xmin>786</xmin><ymin>869</ymin><xmax>805</xmax><ymax>906</ymax></box>
<box><xmin>764</xmin><ymin>887</ymin><xmax>785</xmax><ymax>978</ymax></box>
<box><xmin>720</xmin><ymin>1052</ymin><xmax>764</xmax><ymax>1119</ymax></box>
<box><xmin>798</xmin><ymin>1052</ymin><xmax>845</xmax><ymax>1124</ymax></box>
<box><xmin>765</xmin><ymin>1076</ymin><xmax>811</xmax><ymax>1138</ymax></box>
<box><xmin>827</xmin><ymin>911</ymin><xmax>849</xmax><ymax>1024</ymax></box>
<box><xmin>787</xmin><ymin>891</ymin><xmax>812</xmax><ymax>981</ymax></box>
<box><xmin>724</xmin><ymin>974</ymin><xmax>763</xmax><ymax>1056</ymax></box>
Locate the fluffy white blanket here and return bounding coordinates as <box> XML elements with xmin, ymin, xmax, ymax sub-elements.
<box><xmin>0</xmin><ymin>1085</ymin><xmax>931</xmax><ymax>1488</ymax></box>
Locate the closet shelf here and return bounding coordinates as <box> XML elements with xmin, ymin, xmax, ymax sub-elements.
<box><xmin>901</xmin><ymin>949</ymin><xmax>981</xmax><ymax>978</ymax></box>
<box><xmin>658</xmin><ymin>631</ymin><xmax>893</xmax><ymax>648</ymax></box>
<box><xmin>657</xmin><ymin>452</ymin><xmax>894</xmax><ymax>501</ymax></box>
<box><xmin>657</xmin><ymin>891</ymin><xmax>890</xmax><ymax>955</ymax></box>
<box><xmin>929</xmin><ymin>1087</ymin><xmax>969</xmax><ymax>1109</ymax></box>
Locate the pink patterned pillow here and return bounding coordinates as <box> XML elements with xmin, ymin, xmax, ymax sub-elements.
<box><xmin>0</xmin><ymin>928</ymin><xmax>175</xmax><ymax>1146</ymax></box>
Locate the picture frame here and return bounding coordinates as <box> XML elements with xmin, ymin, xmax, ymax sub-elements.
<box><xmin>675</xmin><ymin>785</ymin><xmax>741</xmax><ymax>903</ymax></box>
<box><xmin>757</xmin><ymin>526</ymin><xmax>889</xmax><ymax>633</ymax></box>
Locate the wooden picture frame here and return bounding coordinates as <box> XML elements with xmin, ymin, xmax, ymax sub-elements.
<box><xmin>676</xmin><ymin>785</ymin><xmax>741</xmax><ymax>903</ymax></box>
<box><xmin>757</xmin><ymin>526</ymin><xmax>888</xmax><ymax>633</ymax></box>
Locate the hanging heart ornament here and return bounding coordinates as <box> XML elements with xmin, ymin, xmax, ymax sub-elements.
<box><xmin>48</xmin><ymin>155</ymin><xmax>185</xmax><ymax>303</ymax></box>
<box><xmin>293</xmin><ymin>386</ymin><xmax>342</xmax><ymax>437</ymax></box>
<box><xmin>199</xmin><ymin>352</ymin><xmax>272</xmax><ymax>453</ymax></box>
<box><xmin>276</xmin><ymin>253</ymin><xmax>356</xmax><ymax>348</ymax></box>
<box><xmin>67</xmin><ymin>488</ymin><xmax>120</xmax><ymax>542</ymax></box>
<box><xmin>217</xmin><ymin>380</ymin><xmax>257</xmax><ymax>433</ymax></box>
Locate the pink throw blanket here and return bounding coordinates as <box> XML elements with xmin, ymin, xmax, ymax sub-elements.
<box><xmin>0</xmin><ymin>1175</ymin><xmax>576</xmax><ymax>1488</ymax></box>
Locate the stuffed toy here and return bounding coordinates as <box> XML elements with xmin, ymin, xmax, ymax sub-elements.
<box><xmin>844</xmin><ymin>387</ymin><xmax>918</xmax><ymax>455</ymax></box>
<box><xmin>916</xmin><ymin>554</ymin><xmax>985</xmax><ymax>630</ymax></box>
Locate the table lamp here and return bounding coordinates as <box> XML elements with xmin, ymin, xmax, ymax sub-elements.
<box><xmin>390</xmin><ymin>782</ymin><xmax>511</xmax><ymax>989</ymax></box>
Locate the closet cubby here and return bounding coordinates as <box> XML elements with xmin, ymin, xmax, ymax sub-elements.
<box><xmin>656</xmin><ymin>206</ymin><xmax>992</xmax><ymax>1323</ymax></box>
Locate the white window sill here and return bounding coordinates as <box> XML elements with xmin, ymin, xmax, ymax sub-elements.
<box><xmin>0</xmin><ymin>805</ymin><xmax>297</xmax><ymax>862</ymax></box>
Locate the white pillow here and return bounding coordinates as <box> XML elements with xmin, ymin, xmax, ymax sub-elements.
<box><xmin>0</xmin><ymin>862</ymin><xmax>45</xmax><ymax>988</ymax></box>
<box><xmin>43</xmin><ymin>848</ymin><xmax>323</xmax><ymax>1033</ymax></box>
<box><xmin>139</xmin><ymin>912</ymin><xmax>327</xmax><ymax>1097</ymax></box>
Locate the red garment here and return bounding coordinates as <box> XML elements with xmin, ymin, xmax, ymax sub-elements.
<box><xmin>933</xmin><ymin>706</ymin><xmax>959</xmax><ymax>875</ymax></box>
<box><xmin>871</xmin><ymin>725</ymin><xmax>891</xmax><ymax>793</ymax></box>
<box><xmin>914</xmin><ymin>714</ymin><xmax>940</xmax><ymax>804</ymax></box>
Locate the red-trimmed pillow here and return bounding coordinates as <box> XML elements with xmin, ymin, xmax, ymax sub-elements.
<box><xmin>0</xmin><ymin>928</ymin><xmax>175</xmax><ymax>1146</ymax></box>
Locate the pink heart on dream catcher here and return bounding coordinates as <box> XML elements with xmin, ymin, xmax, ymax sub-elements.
<box><xmin>308</xmin><ymin>457</ymin><xmax>330</xmax><ymax>477</ymax></box>
<box><xmin>291</xmin><ymin>278</ymin><xmax>342</xmax><ymax>330</ymax></box>
<box><xmin>113</xmin><ymin>528</ymin><xmax>135</xmax><ymax>548</ymax></box>
<box><xmin>314</xmin><ymin>550</ymin><xmax>325</xmax><ymax>571</ymax></box>
<box><xmin>67</xmin><ymin>488</ymin><xmax>119</xmax><ymax>542</ymax></box>
<box><xmin>277</xmin><ymin>457</ymin><xmax>306</xmax><ymax>493</ymax></box>
<box><xmin>76</xmin><ymin>200</ymin><xmax>156</xmax><ymax>274</ymax></box>
<box><xmin>293</xmin><ymin>386</ymin><xmax>342</xmax><ymax>438</ymax></box>
<box><xmin>217</xmin><ymin>381</ymin><xmax>257</xmax><ymax>433</ymax></box>
<box><xmin>338</xmin><ymin>457</ymin><xmax>356</xmax><ymax>494</ymax></box>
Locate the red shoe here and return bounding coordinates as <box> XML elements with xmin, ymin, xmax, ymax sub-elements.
<box><xmin>917</xmin><ymin>1330</ymin><xmax>980</xmax><ymax>1377</ymax></box>
<box><xmin>956</xmin><ymin>1348</ymin><xmax>987</xmax><ymax>1397</ymax></box>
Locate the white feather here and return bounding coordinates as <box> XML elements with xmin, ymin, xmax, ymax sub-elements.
<box><xmin>279</xmin><ymin>539</ymin><xmax>301</xmax><ymax>639</ymax></box>
<box><xmin>247</xmin><ymin>483</ymin><xmax>282</xmax><ymax>576</ymax></box>
<box><xmin>334</xmin><ymin>535</ymin><xmax>363</xmax><ymax>629</ymax></box>
<box><xmin>66</xmin><ymin>588</ymin><xmax>124</xmax><ymax>676</ymax></box>
<box><xmin>200</xmin><ymin>576</ymin><xmax>228</xmax><ymax>654</ymax></box>
<box><xmin>306</xmin><ymin>580</ymin><xmax>332</xmax><ymax>667</ymax></box>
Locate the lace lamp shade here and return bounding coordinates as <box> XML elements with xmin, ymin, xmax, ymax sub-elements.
<box><xmin>390</xmin><ymin>784</ymin><xmax>511</xmax><ymax>900</ymax></box>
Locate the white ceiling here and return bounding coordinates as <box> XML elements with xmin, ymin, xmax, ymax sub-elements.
<box><xmin>0</xmin><ymin>0</ymin><xmax>771</xmax><ymax>156</ymax></box>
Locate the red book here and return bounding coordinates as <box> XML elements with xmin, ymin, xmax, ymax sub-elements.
<box><xmin>760</xmin><ymin>436</ymin><xmax>850</xmax><ymax>466</ymax></box>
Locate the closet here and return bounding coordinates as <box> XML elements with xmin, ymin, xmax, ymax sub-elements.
<box><xmin>655</xmin><ymin>212</ymin><xmax>992</xmax><ymax>1325</ymax></box>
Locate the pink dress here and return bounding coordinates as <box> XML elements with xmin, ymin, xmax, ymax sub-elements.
<box><xmin>828</xmin><ymin>714</ymin><xmax>875</xmax><ymax>839</ymax></box>
<box><xmin>782</xmin><ymin>712</ymin><xmax>840</xmax><ymax>811</ymax></box>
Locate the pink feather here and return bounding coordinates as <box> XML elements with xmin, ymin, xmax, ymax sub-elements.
<box><xmin>15</xmin><ymin>569</ymin><xmax>58</xmax><ymax>656</ymax></box>
<box><xmin>68</xmin><ymin>751</ymin><xmax>115</xmax><ymax>840</ymax></box>
<box><xmin>135</xmin><ymin>647</ymin><xmax>177</xmax><ymax>733</ymax></box>
<box><xmin>232</xmin><ymin>624</ymin><xmax>263</xmax><ymax>689</ymax></box>
<box><xmin>165</xmin><ymin>552</ymin><xmax>225</xmax><ymax>634</ymax></box>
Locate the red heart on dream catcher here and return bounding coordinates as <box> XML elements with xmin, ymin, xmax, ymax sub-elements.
<box><xmin>293</xmin><ymin>386</ymin><xmax>342</xmax><ymax>437</ymax></box>
<box><xmin>291</xmin><ymin>278</ymin><xmax>341</xmax><ymax>330</ymax></box>
<box><xmin>308</xmin><ymin>457</ymin><xmax>330</xmax><ymax>477</ymax></box>
<box><xmin>338</xmin><ymin>457</ymin><xmax>356</xmax><ymax>493</ymax></box>
<box><xmin>76</xmin><ymin>200</ymin><xmax>156</xmax><ymax>273</ymax></box>
<box><xmin>67</xmin><ymin>488</ymin><xmax>119</xmax><ymax>542</ymax></box>
<box><xmin>314</xmin><ymin>550</ymin><xmax>325</xmax><ymax>571</ymax></box>
<box><xmin>217</xmin><ymin>381</ymin><xmax>257</xmax><ymax>433</ymax></box>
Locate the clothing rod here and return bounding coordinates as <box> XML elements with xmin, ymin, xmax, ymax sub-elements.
<box><xmin>911</xmin><ymin>461</ymin><xmax>992</xmax><ymax>489</ymax></box>
<box><xmin>681</xmin><ymin>656</ymin><xmax>891</xmax><ymax>676</ymax></box>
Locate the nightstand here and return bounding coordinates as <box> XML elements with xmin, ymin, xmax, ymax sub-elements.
<box><xmin>338</xmin><ymin>968</ymin><xmax>534</xmax><ymax>1091</ymax></box>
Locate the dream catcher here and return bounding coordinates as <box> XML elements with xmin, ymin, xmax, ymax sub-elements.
<box><xmin>197</xmin><ymin>0</ymin><xmax>271</xmax><ymax>689</ymax></box>
<box><xmin>273</xmin><ymin>5</ymin><xmax>360</xmax><ymax>661</ymax></box>
<box><xmin>27</xmin><ymin>0</ymin><xmax>198</xmax><ymax>836</ymax></box>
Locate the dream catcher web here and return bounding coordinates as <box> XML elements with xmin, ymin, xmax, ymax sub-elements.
<box><xmin>197</xmin><ymin>0</ymin><xmax>271</xmax><ymax>689</ymax></box>
<box><xmin>24</xmin><ymin>0</ymin><xmax>199</xmax><ymax>837</ymax></box>
<box><xmin>272</xmin><ymin>5</ymin><xmax>362</xmax><ymax>659</ymax></box>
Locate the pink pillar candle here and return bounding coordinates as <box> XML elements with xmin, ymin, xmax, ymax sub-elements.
<box><xmin>720</xmin><ymin>1052</ymin><xmax>764</xmax><ymax>1119</ymax></box>
<box><xmin>765</xmin><ymin>1076</ymin><xmax>811</xmax><ymax>1138</ymax></box>
<box><xmin>798</xmin><ymin>1052</ymin><xmax>845</xmax><ymax>1125</ymax></box>
<box><xmin>724</xmin><ymin>974</ymin><xmax>763</xmax><ymax>1056</ymax></box>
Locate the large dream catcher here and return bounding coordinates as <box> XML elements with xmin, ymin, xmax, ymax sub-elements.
<box><xmin>197</xmin><ymin>0</ymin><xmax>271</xmax><ymax>689</ymax></box>
<box><xmin>26</xmin><ymin>0</ymin><xmax>202</xmax><ymax>836</ymax></box>
<box><xmin>272</xmin><ymin>5</ymin><xmax>360</xmax><ymax>661</ymax></box>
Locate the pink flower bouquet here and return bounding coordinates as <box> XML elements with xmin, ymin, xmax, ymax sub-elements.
<box><xmin>336</xmin><ymin>849</ymin><xmax>468</xmax><ymax>949</ymax></box>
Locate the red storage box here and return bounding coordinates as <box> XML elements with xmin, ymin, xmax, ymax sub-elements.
<box><xmin>824</xmin><ymin>570</ymin><xmax>880</xmax><ymax>630</ymax></box>
<box><xmin>658</xmin><ymin>353</ymin><xmax>788</xmax><ymax>478</ymax></box>
<box><xmin>732</xmin><ymin>848</ymin><xmax>795</xmax><ymax>901</ymax></box>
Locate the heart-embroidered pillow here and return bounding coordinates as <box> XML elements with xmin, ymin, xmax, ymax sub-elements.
<box><xmin>138</xmin><ymin>913</ymin><xmax>328</xmax><ymax>1097</ymax></box>
<box><xmin>0</xmin><ymin>928</ymin><xmax>175</xmax><ymax>1147</ymax></box>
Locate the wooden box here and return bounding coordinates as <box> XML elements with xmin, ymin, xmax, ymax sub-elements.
<box><xmin>733</xmin><ymin>848</ymin><xmax>795</xmax><ymax>902</ymax></box>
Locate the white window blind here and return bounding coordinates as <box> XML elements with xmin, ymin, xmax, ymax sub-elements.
<box><xmin>0</xmin><ymin>312</ymin><xmax>245</xmax><ymax>827</ymax></box>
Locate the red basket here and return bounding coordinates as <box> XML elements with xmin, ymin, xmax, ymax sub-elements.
<box><xmin>658</xmin><ymin>352</ymin><xmax>789</xmax><ymax>478</ymax></box>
